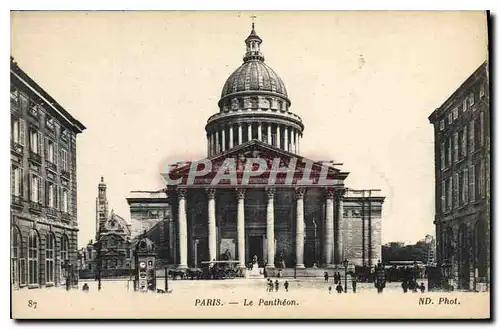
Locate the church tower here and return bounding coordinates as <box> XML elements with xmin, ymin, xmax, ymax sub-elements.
<box><xmin>95</xmin><ymin>176</ymin><xmax>109</xmax><ymax>240</ymax></box>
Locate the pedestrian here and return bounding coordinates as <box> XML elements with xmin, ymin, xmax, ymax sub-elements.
<box><xmin>284</xmin><ymin>281</ymin><xmax>289</xmax><ymax>292</ymax></box>
<box><xmin>274</xmin><ymin>280</ymin><xmax>279</xmax><ymax>292</ymax></box>
<box><xmin>419</xmin><ymin>283</ymin><xmax>426</xmax><ymax>293</ymax></box>
<box><xmin>268</xmin><ymin>279</ymin><xmax>274</xmax><ymax>292</ymax></box>
<box><xmin>324</xmin><ymin>271</ymin><xmax>329</xmax><ymax>283</ymax></box>
<box><xmin>412</xmin><ymin>280</ymin><xmax>419</xmax><ymax>293</ymax></box>
<box><xmin>336</xmin><ymin>283</ymin><xmax>343</xmax><ymax>293</ymax></box>
<box><xmin>266</xmin><ymin>279</ymin><xmax>270</xmax><ymax>292</ymax></box>
<box><xmin>328</xmin><ymin>286</ymin><xmax>332</xmax><ymax>294</ymax></box>
<box><xmin>402</xmin><ymin>280</ymin><xmax>409</xmax><ymax>293</ymax></box>
<box><xmin>82</xmin><ymin>283</ymin><xmax>89</xmax><ymax>292</ymax></box>
<box><xmin>352</xmin><ymin>278</ymin><xmax>357</xmax><ymax>293</ymax></box>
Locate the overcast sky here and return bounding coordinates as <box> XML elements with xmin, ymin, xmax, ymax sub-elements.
<box><xmin>10</xmin><ymin>11</ymin><xmax>488</xmax><ymax>247</ymax></box>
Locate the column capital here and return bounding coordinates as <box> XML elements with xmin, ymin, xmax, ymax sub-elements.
<box><xmin>323</xmin><ymin>187</ymin><xmax>336</xmax><ymax>199</ymax></box>
<box><xmin>294</xmin><ymin>187</ymin><xmax>306</xmax><ymax>199</ymax></box>
<box><xmin>335</xmin><ymin>188</ymin><xmax>347</xmax><ymax>200</ymax></box>
<box><xmin>177</xmin><ymin>187</ymin><xmax>187</xmax><ymax>198</ymax></box>
<box><xmin>205</xmin><ymin>188</ymin><xmax>216</xmax><ymax>199</ymax></box>
<box><xmin>235</xmin><ymin>188</ymin><xmax>246</xmax><ymax>200</ymax></box>
<box><xmin>265</xmin><ymin>187</ymin><xmax>276</xmax><ymax>199</ymax></box>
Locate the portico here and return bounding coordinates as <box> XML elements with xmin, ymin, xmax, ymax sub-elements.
<box><xmin>166</xmin><ymin>141</ymin><xmax>348</xmax><ymax>270</ymax></box>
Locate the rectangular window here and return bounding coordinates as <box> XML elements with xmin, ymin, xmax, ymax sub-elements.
<box><xmin>447</xmin><ymin>177</ymin><xmax>452</xmax><ymax>210</ymax></box>
<box><xmin>453</xmin><ymin>132</ymin><xmax>459</xmax><ymax>163</ymax></box>
<box><xmin>46</xmin><ymin>183</ymin><xmax>55</xmax><ymax>208</ymax></box>
<box><xmin>462</xmin><ymin>126</ymin><xmax>467</xmax><ymax>158</ymax></box>
<box><xmin>10</xmin><ymin>87</ymin><xmax>19</xmax><ymax>103</ymax></box>
<box><xmin>480</xmin><ymin>84</ymin><xmax>485</xmax><ymax>98</ymax></box>
<box><xmin>29</xmin><ymin>130</ymin><xmax>38</xmax><ymax>153</ymax></box>
<box><xmin>448</xmin><ymin>112</ymin><xmax>453</xmax><ymax>124</ymax></box>
<box><xmin>46</xmin><ymin>139</ymin><xmax>55</xmax><ymax>163</ymax></box>
<box><xmin>479</xmin><ymin>160</ymin><xmax>485</xmax><ymax>198</ymax></box>
<box><xmin>453</xmin><ymin>173</ymin><xmax>458</xmax><ymax>209</ymax></box>
<box><xmin>447</xmin><ymin>137</ymin><xmax>452</xmax><ymax>166</ymax></box>
<box><xmin>463</xmin><ymin>98</ymin><xmax>468</xmax><ymax>112</ymax></box>
<box><xmin>439</xmin><ymin>120</ymin><xmax>445</xmax><ymax>131</ymax></box>
<box><xmin>470</xmin><ymin>165</ymin><xmax>476</xmax><ymax>202</ymax></box>
<box><xmin>20</xmin><ymin>258</ymin><xmax>26</xmax><ymax>286</ymax></box>
<box><xmin>469</xmin><ymin>120</ymin><xmax>475</xmax><ymax>153</ymax></box>
<box><xmin>62</xmin><ymin>189</ymin><xmax>69</xmax><ymax>213</ymax></box>
<box><xmin>440</xmin><ymin>142</ymin><xmax>445</xmax><ymax>170</ymax></box>
<box><xmin>469</xmin><ymin>92</ymin><xmax>475</xmax><ymax>107</ymax></box>
<box><xmin>464</xmin><ymin>168</ymin><xmax>469</xmax><ymax>203</ymax></box>
<box><xmin>452</xmin><ymin>107</ymin><xmax>459</xmax><ymax>120</ymax></box>
<box><xmin>458</xmin><ymin>172</ymin><xmax>463</xmax><ymax>205</ymax></box>
<box><xmin>11</xmin><ymin>165</ymin><xmax>22</xmax><ymax>197</ymax></box>
<box><xmin>61</xmin><ymin>149</ymin><xmax>68</xmax><ymax>171</ymax></box>
<box><xmin>12</xmin><ymin>118</ymin><xmax>19</xmax><ymax>143</ymax></box>
<box><xmin>441</xmin><ymin>180</ymin><xmax>446</xmax><ymax>212</ymax></box>
<box><xmin>480</xmin><ymin>112</ymin><xmax>485</xmax><ymax>147</ymax></box>
<box><xmin>30</xmin><ymin>174</ymin><xmax>41</xmax><ymax>203</ymax></box>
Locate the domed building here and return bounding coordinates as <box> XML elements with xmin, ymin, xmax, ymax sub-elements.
<box><xmin>135</xmin><ymin>25</ymin><xmax>385</xmax><ymax>276</ymax></box>
<box><xmin>205</xmin><ymin>23</ymin><xmax>304</xmax><ymax>156</ymax></box>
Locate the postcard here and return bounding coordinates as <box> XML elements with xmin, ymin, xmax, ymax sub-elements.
<box><xmin>10</xmin><ymin>10</ymin><xmax>490</xmax><ymax>319</ymax></box>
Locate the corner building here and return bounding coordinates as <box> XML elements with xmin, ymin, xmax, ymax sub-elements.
<box><xmin>428</xmin><ymin>62</ymin><xmax>490</xmax><ymax>291</ymax></box>
<box><xmin>10</xmin><ymin>57</ymin><xmax>86</xmax><ymax>288</ymax></box>
<box><xmin>162</xmin><ymin>26</ymin><xmax>385</xmax><ymax>274</ymax></box>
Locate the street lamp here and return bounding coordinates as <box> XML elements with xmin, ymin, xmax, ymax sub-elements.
<box><xmin>441</xmin><ymin>258</ymin><xmax>451</xmax><ymax>292</ymax></box>
<box><xmin>342</xmin><ymin>258</ymin><xmax>349</xmax><ymax>293</ymax></box>
<box><xmin>62</xmin><ymin>259</ymin><xmax>71</xmax><ymax>291</ymax></box>
<box><xmin>95</xmin><ymin>240</ymin><xmax>102</xmax><ymax>291</ymax></box>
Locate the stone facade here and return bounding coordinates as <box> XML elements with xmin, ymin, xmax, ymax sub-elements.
<box><xmin>134</xmin><ymin>25</ymin><xmax>385</xmax><ymax>274</ymax></box>
<box><xmin>428</xmin><ymin>61</ymin><xmax>490</xmax><ymax>291</ymax></box>
<box><xmin>10</xmin><ymin>57</ymin><xmax>86</xmax><ymax>288</ymax></box>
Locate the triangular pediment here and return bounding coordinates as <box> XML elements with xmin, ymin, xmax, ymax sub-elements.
<box><xmin>165</xmin><ymin>140</ymin><xmax>348</xmax><ymax>187</ymax></box>
<box><xmin>101</xmin><ymin>211</ymin><xmax>131</xmax><ymax>236</ymax></box>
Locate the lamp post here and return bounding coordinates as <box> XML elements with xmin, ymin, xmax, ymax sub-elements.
<box><xmin>96</xmin><ymin>240</ymin><xmax>102</xmax><ymax>291</ymax></box>
<box><xmin>62</xmin><ymin>259</ymin><xmax>71</xmax><ymax>291</ymax></box>
<box><xmin>441</xmin><ymin>258</ymin><xmax>451</xmax><ymax>292</ymax></box>
<box><xmin>342</xmin><ymin>258</ymin><xmax>349</xmax><ymax>293</ymax></box>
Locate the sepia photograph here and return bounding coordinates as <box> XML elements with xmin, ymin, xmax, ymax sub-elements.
<box><xmin>9</xmin><ymin>10</ymin><xmax>490</xmax><ymax>319</ymax></box>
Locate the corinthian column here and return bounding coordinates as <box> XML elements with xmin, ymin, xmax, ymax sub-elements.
<box><xmin>177</xmin><ymin>188</ymin><xmax>188</xmax><ymax>269</ymax></box>
<box><xmin>267</xmin><ymin>124</ymin><xmax>272</xmax><ymax>145</ymax></box>
<box><xmin>238</xmin><ymin>123</ymin><xmax>243</xmax><ymax>145</ymax></box>
<box><xmin>206</xmin><ymin>188</ymin><xmax>217</xmax><ymax>263</ymax></box>
<box><xmin>247</xmin><ymin>123</ymin><xmax>252</xmax><ymax>141</ymax></box>
<box><xmin>276</xmin><ymin>125</ymin><xmax>281</xmax><ymax>149</ymax></box>
<box><xmin>334</xmin><ymin>189</ymin><xmax>345</xmax><ymax>264</ymax></box>
<box><xmin>229</xmin><ymin>125</ymin><xmax>234</xmax><ymax>149</ymax></box>
<box><xmin>295</xmin><ymin>188</ymin><xmax>306</xmax><ymax>268</ymax></box>
<box><xmin>221</xmin><ymin>128</ymin><xmax>226</xmax><ymax>152</ymax></box>
<box><xmin>257</xmin><ymin>123</ymin><xmax>262</xmax><ymax>142</ymax></box>
<box><xmin>215</xmin><ymin>130</ymin><xmax>220</xmax><ymax>154</ymax></box>
<box><xmin>236</xmin><ymin>188</ymin><xmax>246</xmax><ymax>268</ymax></box>
<box><xmin>284</xmin><ymin>126</ymin><xmax>289</xmax><ymax>151</ymax></box>
<box><xmin>266</xmin><ymin>188</ymin><xmax>276</xmax><ymax>268</ymax></box>
<box><xmin>324</xmin><ymin>188</ymin><xmax>335</xmax><ymax>267</ymax></box>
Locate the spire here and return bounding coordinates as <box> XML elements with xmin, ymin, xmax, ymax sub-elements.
<box><xmin>244</xmin><ymin>22</ymin><xmax>264</xmax><ymax>63</ymax></box>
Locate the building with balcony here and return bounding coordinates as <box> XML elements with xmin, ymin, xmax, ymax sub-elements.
<box><xmin>10</xmin><ymin>57</ymin><xmax>86</xmax><ymax>288</ymax></box>
<box><xmin>428</xmin><ymin>61</ymin><xmax>490</xmax><ymax>291</ymax></box>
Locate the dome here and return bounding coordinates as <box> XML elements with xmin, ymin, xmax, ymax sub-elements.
<box><xmin>220</xmin><ymin>60</ymin><xmax>288</xmax><ymax>99</ymax></box>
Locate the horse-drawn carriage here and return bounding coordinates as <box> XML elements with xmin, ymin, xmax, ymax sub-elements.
<box><xmin>167</xmin><ymin>260</ymin><xmax>242</xmax><ymax>280</ymax></box>
<box><xmin>200</xmin><ymin>260</ymin><xmax>241</xmax><ymax>280</ymax></box>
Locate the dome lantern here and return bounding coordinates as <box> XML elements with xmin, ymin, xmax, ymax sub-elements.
<box><xmin>205</xmin><ymin>24</ymin><xmax>305</xmax><ymax>157</ymax></box>
<box><xmin>244</xmin><ymin>23</ymin><xmax>265</xmax><ymax>63</ymax></box>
